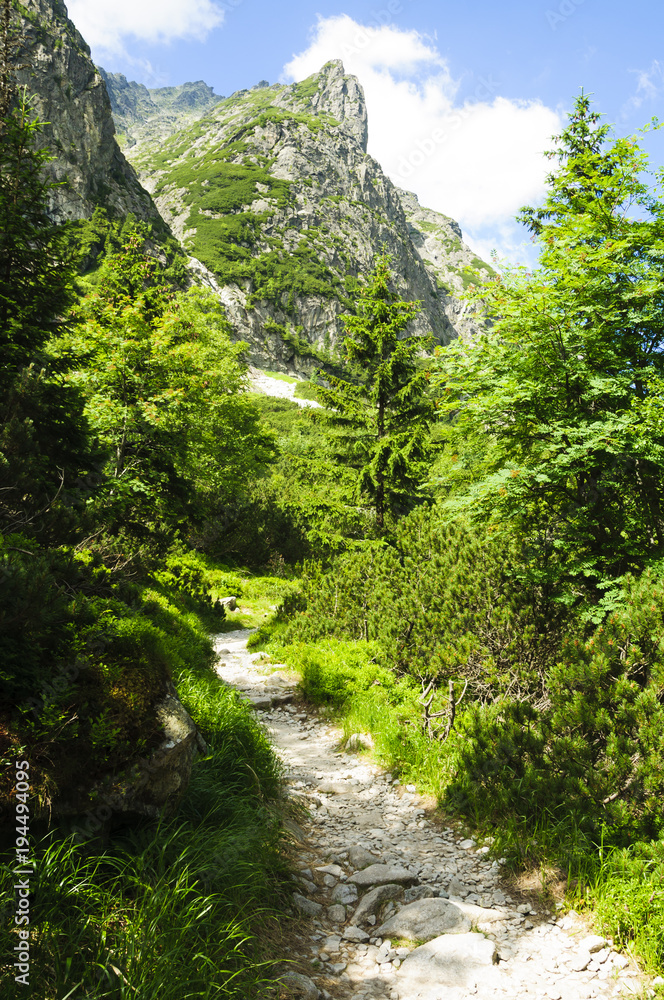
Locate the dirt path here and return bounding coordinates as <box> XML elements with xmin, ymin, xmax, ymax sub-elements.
<box><xmin>248</xmin><ymin>367</ymin><xmax>321</xmax><ymax>409</ymax></box>
<box><xmin>214</xmin><ymin>630</ymin><xmax>647</xmax><ymax>1000</ymax></box>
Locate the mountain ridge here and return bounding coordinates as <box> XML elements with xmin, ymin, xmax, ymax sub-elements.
<box><xmin>15</xmin><ymin>0</ymin><xmax>160</xmax><ymax>224</ymax></box>
<box><xmin>12</xmin><ymin>2</ymin><xmax>492</xmax><ymax>374</ymax></box>
<box><xmin>99</xmin><ymin>70</ymin><xmax>224</xmax><ymax>153</ymax></box>
<box><xmin>118</xmin><ymin>60</ymin><xmax>491</xmax><ymax>373</ymax></box>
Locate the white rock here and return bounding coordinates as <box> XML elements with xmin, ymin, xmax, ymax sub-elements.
<box><xmin>343</xmin><ymin>925</ymin><xmax>370</xmax><ymax>943</ymax></box>
<box><xmin>581</xmin><ymin>934</ymin><xmax>607</xmax><ymax>953</ymax></box>
<box><xmin>398</xmin><ymin>933</ymin><xmax>497</xmax><ymax>994</ymax></box>
<box><xmin>569</xmin><ymin>950</ymin><xmax>591</xmax><ymax>972</ymax></box>
<box><xmin>316</xmin><ymin>863</ymin><xmax>345</xmax><ymax>877</ymax></box>
<box><xmin>349</xmin><ymin>864</ymin><xmax>418</xmax><ymax>887</ymax></box>
<box><xmin>376</xmin><ymin>898</ymin><xmax>472</xmax><ymax>940</ymax></box>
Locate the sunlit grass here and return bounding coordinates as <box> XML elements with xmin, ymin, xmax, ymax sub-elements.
<box><xmin>0</xmin><ymin>572</ymin><xmax>290</xmax><ymax>1000</ymax></box>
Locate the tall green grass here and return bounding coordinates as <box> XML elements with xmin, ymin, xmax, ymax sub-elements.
<box><xmin>0</xmin><ymin>570</ymin><xmax>289</xmax><ymax>1000</ymax></box>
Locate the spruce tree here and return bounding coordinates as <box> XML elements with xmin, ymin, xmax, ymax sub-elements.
<box><xmin>434</xmin><ymin>94</ymin><xmax>664</xmax><ymax>592</ymax></box>
<box><xmin>317</xmin><ymin>253</ymin><xmax>434</xmax><ymax>529</ymax></box>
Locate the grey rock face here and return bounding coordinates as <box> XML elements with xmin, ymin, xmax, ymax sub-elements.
<box><xmin>403</xmin><ymin>884</ymin><xmax>437</xmax><ymax>903</ymax></box>
<box><xmin>101</xmin><ymin>683</ymin><xmax>205</xmax><ymax>819</ymax></box>
<box><xmin>292</xmin><ymin>893</ymin><xmax>324</xmax><ymax>917</ymax></box>
<box><xmin>348</xmin><ymin>845</ymin><xmax>381</xmax><ymax>869</ymax></box>
<box><xmin>351</xmin><ymin>883</ymin><xmax>405</xmax><ymax>925</ymax></box>
<box><xmin>100</xmin><ymin>70</ymin><xmax>223</xmax><ymax>154</ymax></box>
<box><xmin>51</xmin><ymin>681</ymin><xmax>205</xmax><ymax>827</ymax></box>
<box><xmin>348</xmin><ymin>863</ymin><xmax>418</xmax><ymax>887</ymax></box>
<box><xmin>14</xmin><ymin>0</ymin><xmax>159</xmax><ymax>224</ymax></box>
<box><xmin>398</xmin><ymin>932</ymin><xmax>498</xmax><ymax>994</ymax></box>
<box><xmin>279</xmin><ymin>971</ymin><xmax>320</xmax><ymax>999</ymax></box>
<box><xmin>327</xmin><ymin>904</ymin><xmax>347</xmax><ymax>923</ymax></box>
<box><xmin>342</xmin><ymin>925</ymin><xmax>370</xmax><ymax>943</ymax></box>
<box><xmin>375</xmin><ymin>897</ymin><xmax>472</xmax><ymax>940</ymax></box>
<box><xmin>126</xmin><ymin>60</ymin><xmax>491</xmax><ymax>373</ymax></box>
<box><xmin>331</xmin><ymin>883</ymin><xmax>359</xmax><ymax>905</ymax></box>
<box><xmin>397</xmin><ymin>188</ymin><xmax>492</xmax><ymax>341</ymax></box>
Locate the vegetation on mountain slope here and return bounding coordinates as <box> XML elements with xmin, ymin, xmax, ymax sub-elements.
<box><xmin>3</xmin><ymin>0</ymin><xmax>664</xmax><ymax>987</ymax></box>
<box><xmin>250</xmin><ymin>97</ymin><xmax>664</xmax><ymax>983</ymax></box>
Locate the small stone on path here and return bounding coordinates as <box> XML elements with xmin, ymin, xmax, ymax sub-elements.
<box><xmin>293</xmin><ymin>893</ymin><xmax>323</xmax><ymax>917</ymax></box>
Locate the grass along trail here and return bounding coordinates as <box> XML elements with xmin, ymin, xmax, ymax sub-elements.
<box><xmin>213</xmin><ymin>629</ymin><xmax>649</xmax><ymax>1000</ymax></box>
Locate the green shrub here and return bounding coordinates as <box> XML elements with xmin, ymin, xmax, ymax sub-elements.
<box><xmin>284</xmin><ymin>507</ymin><xmax>562</xmax><ymax>701</ymax></box>
<box><xmin>446</xmin><ymin>568</ymin><xmax>664</xmax><ymax>841</ymax></box>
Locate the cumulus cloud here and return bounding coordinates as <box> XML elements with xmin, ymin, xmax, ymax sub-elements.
<box><xmin>67</xmin><ymin>0</ymin><xmax>225</xmax><ymax>58</ymax></box>
<box><xmin>284</xmin><ymin>15</ymin><xmax>561</xmax><ymax>260</ymax></box>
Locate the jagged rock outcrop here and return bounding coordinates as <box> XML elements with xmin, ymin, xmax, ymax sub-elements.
<box><xmin>398</xmin><ymin>188</ymin><xmax>491</xmax><ymax>339</ymax></box>
<box><xmin>127</xmin><ymin>60</ymin><xmax>491</xmax><ymax>373</ymax></box>
<box><xmin>45</xmin><ymin>682</ymin><xmax>207</xmax><ymax>834</ymax></box>
<box><xmin>14</xmin><ymin>0</ymin><xmax>490</xmax><ymax>371</ymax></box>
<box><xmin>100</xmin><ymin>70</ymin><xmax>223</xmax><ymax>153</ymax></box>
<box><xmin>13</xmin><ymin>0</ymin><xmax>160</xmax><ymax>223</ymax></box>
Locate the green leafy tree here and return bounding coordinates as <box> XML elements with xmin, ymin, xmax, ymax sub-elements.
<box><xmin>317</xmin><ymin>253</ymin><xmax>434</xmax><ymax>529</ymax></box>
<box><xmin>433</xmin><ymin>95</ymin><xmax>664</xmax><ymax>595</ymax></box>
<box><xmin>66</xmin><ymin>237</ymin><xmax>274</xmax><ymax>539</ymax></box>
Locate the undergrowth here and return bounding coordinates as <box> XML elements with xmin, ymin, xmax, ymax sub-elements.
<box><xmin>257</xmin><ymin>620</ymin><xmax>664</xmax><ymax>982</ymax></box>
<box><xmin>0</xmin><ymin>559</ymin><xmax>292</xmax><ymax>999</ymax></box>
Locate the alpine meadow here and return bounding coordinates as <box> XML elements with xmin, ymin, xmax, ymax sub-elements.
<box><xmin>1</xmin><ymin>1</ymin><xmax>664</xmax><ymax>999</ymax></box>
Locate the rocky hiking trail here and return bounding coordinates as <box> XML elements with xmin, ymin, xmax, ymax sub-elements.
<box><xmin>214</xmin><ymin>630</ymin><xmax>649</xmax><ymax>1000</ymax></box>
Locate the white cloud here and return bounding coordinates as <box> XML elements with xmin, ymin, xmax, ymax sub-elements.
<box><xmin>283</xmin><ymin>15</ymin><xmax>561</xmax><ymax>262</ymax></box>
<box><xmin>67</xmin><ymin>0</ymin><xmax>225</xmax><ymax>58</ymax></box>
<box><xmin>624</xmin><ymin>60</ymin><xmax>664</xmax><ymax>115</ymax></box>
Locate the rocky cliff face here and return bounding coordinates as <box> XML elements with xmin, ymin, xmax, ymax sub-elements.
<box><xmin>99</xmin><ymin>71</ymin><xmax>223</xmax><ymax>154</ymax></box>
<box><xmin>14</xmin><ymin>1</ymin><xmax>489</xmax><ymax>369</ymax></box>
<box><xmin>126</xmin><ymin>61</ymin><xmax>490</xmax><ymax>373</ymax></box>
<box><xmin>14</xmin><ymin>0</ymin><xmax>159</xmax><ymax>223</ymax></box>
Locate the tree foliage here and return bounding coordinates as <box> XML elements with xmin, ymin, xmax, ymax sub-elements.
<box><xmin>316</xmin><ymin>253</ymin><xmax>434</xmax><ymax>528</ymax></box>
<box><xmin>433</xmin><ymin>95</ymin><xmax>664</xmax><ymax>597</ymax></box>
<box><xmin>64</xmin><ymin>236</ymin><xmax>275</xmax><ymax>540</ymax></box>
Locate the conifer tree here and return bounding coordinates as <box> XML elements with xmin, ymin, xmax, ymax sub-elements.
<box><xmin>317</xmin><ymin>253</ymin><xmax>434</xmax><ymax>528</ymax></box>
<box><xmin>434</xmin><ymin>94</ymin><xmax>664</xmax><ymax>591</ymax></box>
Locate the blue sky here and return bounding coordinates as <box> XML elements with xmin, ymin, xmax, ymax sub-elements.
<box><xmin>66</xmin><ymin>0</ymin><xmax>664</xmax><ymax>265</ymax></box>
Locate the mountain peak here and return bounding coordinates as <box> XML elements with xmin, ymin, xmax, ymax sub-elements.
<box><xmin>287</xmin><ymin>61</ymin><xmax>368</xmax><ymax>152</ymax></box>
